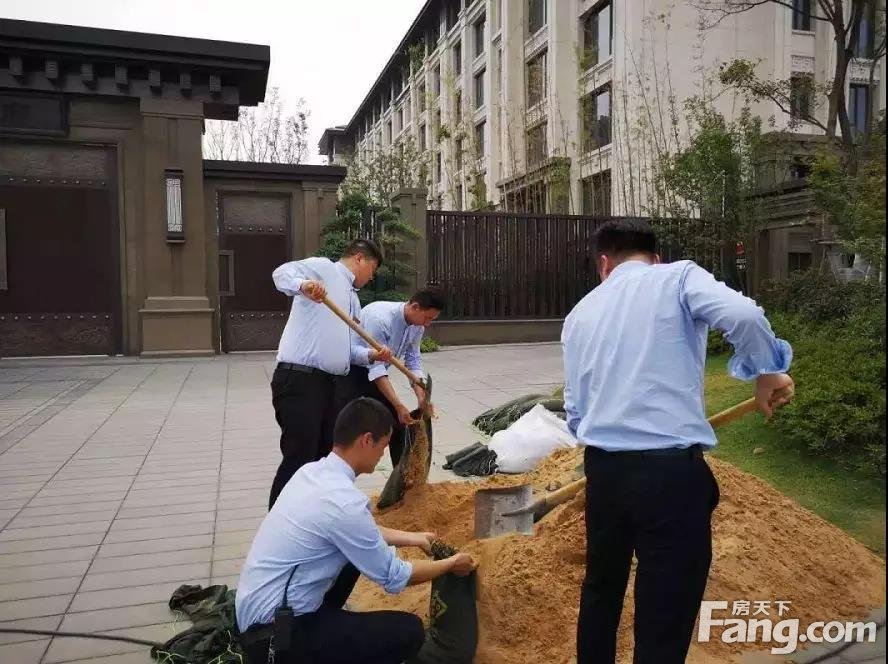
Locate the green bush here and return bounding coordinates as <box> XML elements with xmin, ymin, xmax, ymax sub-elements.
<box><xmin>763</xmin><ymin>275</ymin><xmax>886</xmax><ymax>476</ymax></box>
<box><xmin>707</xmin><ymin>329</ymin><xmax>732</xmax><ymax>355</ymax></box>
<box><xmin>758</xmin><ymin>270</ymin><xmax>883</xmax><ymax>323</ymax></box>
<box><xmin>420</xmin><ymin>337</ymin><xmax>440</xmax><ymax>353</ymax></box>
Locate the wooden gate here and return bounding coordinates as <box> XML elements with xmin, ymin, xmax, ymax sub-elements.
<box><xmin>0</xmin><ymin>143</ymin><xmax>120</xmax><ymax>357</ymax></box>
<box><xmin>218</xmin><ymin>192</ymin><xmax>291</xmax><ymax>351</ymax></box>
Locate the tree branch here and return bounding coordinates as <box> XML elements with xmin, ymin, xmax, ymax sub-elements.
<box><xmin>694</xmin><ymin>0</ymin><xmax>830</xmax><ymax>28</ymax></box>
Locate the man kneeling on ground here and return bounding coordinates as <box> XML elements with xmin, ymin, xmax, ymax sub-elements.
<box><xmin>236</xmin><ymin>397</ymin><xmax>475</xmax><ymax>664</ymax></box>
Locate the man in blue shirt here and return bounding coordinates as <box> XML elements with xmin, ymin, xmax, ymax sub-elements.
<box><xmin>237</xmin><ymin>397</ymin><xmax>475</xmax><ymax>664</ymax></box>
<box><xmin>338</xmin><ymin>286</ymin><xmax>446</xmax><ymax>465</ymax></box>
<box><xmin>268</xmin><ymin>239</ymin><xmax>393</xmax><ymax>509</ymax></box>
<box><xmin>562</xmin><ymin>220</ymin><xmax>794</xmax><ymax>664</ymax></box>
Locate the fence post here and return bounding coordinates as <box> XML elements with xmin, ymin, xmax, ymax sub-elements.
<box><xmin>390</xmin><ymin>188</ymin><xmax>428</xmax><ymax>294</ymax></box>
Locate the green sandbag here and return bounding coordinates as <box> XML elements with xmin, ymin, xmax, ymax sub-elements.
<box><xmin>472</xmin><ymin>393</ymin><xmax>545</xmax><ymax>435</ymax></box>
<box><xmin>409</xmin><ymin>542</ymin><xmax>478</xmax><ymax>664</ymax></box>
<box><xmin>377</xmin><ymin>375</ymin><xmax>434</xmax><ymax>509</ymax></box>
<box><xmin>472</xmin><ymin>394</ymin><xmax>565</xmax><ymax>436</ymax></box>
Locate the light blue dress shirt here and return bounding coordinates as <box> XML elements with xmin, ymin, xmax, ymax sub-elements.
<box><xmin>235</xmin><ymin>453</ymin><xmax>413</xmax><ymax>630</ymax></box>
<box><xmin>272</xmin><ymin>257</ymin><xmax>372</xmax><ymax>375</ymax></box>
<box><xmin>561</xmin><ymin>260</ymin><xmax>792</xmax><ymax>451</ymax></box>
<box><xmin>357</xmin><ymin>301</ymin><xmax>425</xmax><ymax>382</ymax></box>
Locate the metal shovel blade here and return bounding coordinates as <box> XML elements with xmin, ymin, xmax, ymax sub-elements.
<box><xmin>474</xmin><ymin>484</ymin><xmax>534</xmax><ymax>538</ymax></box>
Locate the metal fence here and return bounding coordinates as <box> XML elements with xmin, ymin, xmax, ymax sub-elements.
<box><xmin>426</xmin><ymin>211</ymin><xmax>716</xmax><ymax>319</ymax></box>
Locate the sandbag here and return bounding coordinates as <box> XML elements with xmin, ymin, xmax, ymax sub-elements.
<box><xmin>442</xmin><ymin>442</ymin><xmax>498</xmax><ymax>477</ymax></box>
<box><xmin>487</xmin><ymin>403</ymin><xmax>578</xmax><ymax>473</ymax></box>
<box><xmin>409</xmin><ymin>542</ymin><xmax>478</xmax><ymax>664</ymax></box>
<box><xmin>377</xmin><ymin>376</ymin><xmax>434</xmax><ymax>509</ymax></box>
<box><xmin>472</xmin><ymin>393</ymin><xmax>566</xmax><ymax>435</ymax></box>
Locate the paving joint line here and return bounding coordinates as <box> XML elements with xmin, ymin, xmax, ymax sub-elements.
<box><xmin>37</xmin><ymin>365</ymin><xmax>192</xmax><ymax>664</ymax></box>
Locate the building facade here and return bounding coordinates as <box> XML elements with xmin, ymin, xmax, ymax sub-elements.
<box><xmin>0</xmin><ymin>19</ymin><xmax>345</xmax><ymax>358</ymax></box>
<box><xmin>320</xmin><ymin>0</ymin><xmax>886</xmax><ymax>222</ymax></box>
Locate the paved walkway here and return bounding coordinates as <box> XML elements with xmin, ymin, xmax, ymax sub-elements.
<box><xmin>0</xmin><ymin>344</ymin><xmax>563</xmax><ymax>664</ymax></box>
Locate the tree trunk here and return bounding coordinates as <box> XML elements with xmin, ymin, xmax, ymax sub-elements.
<box><xmin>827</xmin><ymin>24</ymin><xmax>849</xmax><ymax>138</ymax></box>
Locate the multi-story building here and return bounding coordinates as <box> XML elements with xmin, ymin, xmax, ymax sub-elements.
<box><xmin>320</xmin><ymin>0</ymin><xmax>886</xmax><ymax>218</ymax></box>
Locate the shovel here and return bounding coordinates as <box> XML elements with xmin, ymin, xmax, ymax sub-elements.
<box><xmin>474</xmin><ymin>392</ymin><xmax>789</xmax><ymax>537</ymax></box>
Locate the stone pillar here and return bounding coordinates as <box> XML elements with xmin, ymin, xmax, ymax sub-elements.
<box><xmin>390</xmin><ymin>188</ymin><xmax>429</xmax><ymax>293</ymax></box>
<box><xmin>137</xmin><ymin>98</ymin><xmax>215</xmax><ymax>357</ymax></box>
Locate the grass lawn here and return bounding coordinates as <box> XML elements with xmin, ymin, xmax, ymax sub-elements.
<box><xmin>704</xmin><ymin>354</ymin><xmax>886</xmax><ymax>556</ymax></box>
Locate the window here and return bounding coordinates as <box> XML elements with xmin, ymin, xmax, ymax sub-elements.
<box><xmin>582</xmin><ymin>1</ymin><xmax>612</xmax><ymax>69</ymax></box>
<box><xmin>418</xmin><ymin>82</ymin><xmax>427</xmax><ymax>112</ymax></box>
<box><xmin>456</xmin><ymin>137</ymin><xmax>464</xmax><ymax>170</ymax></box>
<box><xmin>419</xmin><ymin>123</ymin><xmax>427</xmax><ymax>151</ymax></box>
<box><xmin>435</xmin><ymin>151</ymin><xmax>442</xmax><ymax>183</ymax></box>
<box><xmin>453</xmin><ymin>41</ymin><xmax>462</xmax><ymax>76</ymax></box>
<box><xmin>443</xmin><ymin>3</ymin><xmax>458</xmax><ymax>32</ymax></box>
<box><xmin>398</xmin><ymin>107</ymin><xmax>405</xmax><ymax>133</ymax></box>
<box><xmin>454</xmin><ymin>89</ymin><xmax>462</xmax><ymax>122</ymax></box>
<box><xmin>528</xmin><ymin>0</ymin><xmax>546</xmax><ymax>35</ymax></box>
<box><xmin>475</xmin><ymin>120</ymin><xmax>486</xmax><ymax>157</ymax></box>
<box><xmin>581</xmin><ymin>85</ymin><xmax>612</xmax><ymax>151</ymax></box>
<box><xmin>789</xmin><ymin>75</ymin><xmax>812</xmax><ymax>121</ymax></box>
<box><xmin>455</xmin><ymin>184</ymin><xmax>464</xmax><ymax>210</ymax></box>
<box><xmin>526</xmin><ymin>122</ymin><xmax>547</xmax><ymax>166</ymax></box>
<box><xmin>474</xmin><ymin>15</ymin><xmax>486</xmax><ymax>57</ymax></box>
<box><xmin>433</xmin><ymin>65</ymin><xmax>441</xmax><ymax>97</ymax></box>
<box><xmin>582</xmin><ymin>170</ymin><xmax>612</xmax><ymax>215</ymax></box>
<box><xmin>849</xmin><ymin>83</ymin><xmax>871</xmax><ymax>136</ymax></box>
<box><xmin>526</xmin><ymin>50</ymin><xmax>547</xmax><ymax>107</ymax></box>
<box><xmin>435</xmin><ymin>108</ymin><xmax>443</xmax><ymax>138</ymax></box>
<box><xmin>385</xmin><ymin>120</ymin><xmax>393</xmax><ymax>144</ymax></box>
<box><xmin>788</xmin><ymin>251</ymin><xmax>812</xmax><ymax>273</ymax></box>
<box><xmin>792</xmin><ymin>0</ymin><xmax>812</xmax><ymax>31</ymax></box>
<box><xmin>474</xmin><ymin>69</ymin><xmax>485</xmax><ymax>108</ymax></box>
<box><xmin>854</xmin><ymin>3</ymin><xmax>875</xmax><ymax>58</ymax></box>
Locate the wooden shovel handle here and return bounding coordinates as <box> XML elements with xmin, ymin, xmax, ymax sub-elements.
<box><xmin>321</xmin><ymin>295</ymin><xmax>423</xmax><ymax>388</ymax></box>
<box><xmin>539</xmin><ymin>391</ymin><xmax>792</xmax><ymax>510</ymax></box>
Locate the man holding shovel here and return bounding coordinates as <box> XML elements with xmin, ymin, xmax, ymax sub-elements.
<box><xmin>338</xmin><ymin>286</ymin><xmax>446</xmax><ymax>466</ymax></box>
<box><xmin>563</xmin><ymin>219</ymin><xmax>794</xmax><ymax>663</ymax></box>
<box><xmin>268</xmin><ymin>239</ymin><xmax>393</xmax><ymax>509</ymax></box>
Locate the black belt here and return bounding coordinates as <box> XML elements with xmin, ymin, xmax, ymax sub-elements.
<box><xmin>587</xmin><ymin>443</ymin><xmax>704</xmax><ymax>458</ymax></box>
<box><xmin>276</xmin><ymin>362</ymin><xmax>331</xmax><ymax>376</ymax></box>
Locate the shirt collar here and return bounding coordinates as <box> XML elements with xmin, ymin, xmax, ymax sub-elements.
<box><xmin>611</xmin><ymin>260</ymin><xmax>651</xmax><ymax>277</ymax></box>
<box><xmin>334</xmin><ymin>261</ymin><xmax>358</xmax><ymax>291</ymax></box>
<box><xmin>328</xmin><ymin>451</ymin><xmax>356</xmax><ymax>482</ymax></box>
<box><xmin>400</xmin><ymin>302</ymin><xmax>409</xmax><ymax>325</ymax></box>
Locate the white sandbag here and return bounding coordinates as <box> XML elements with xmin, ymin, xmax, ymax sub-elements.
<box><xmin>488</xmin><ymin>403</ymin><xmax>578</xmax><ymax>473</ymax></box>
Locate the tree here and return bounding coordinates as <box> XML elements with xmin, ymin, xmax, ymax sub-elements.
<box><xmin>341</xmin><ymin>137</ymin><xmax>428</xmax><ymax>207</ymax></box>
<box><xmin>695</xmin><ymin>0</ymin><xmax>887</xmax><ymax>159</ymax></box>
<box><xmin>654</xmin><ymin>99</ymin><xmax>766</xmax><ymax>289</ymax></box>
<box><xmin>317</xmin><ymin>192</ymin><xmax>421</xmax><ymax>304</ymax></box>
<box><xmin>809</xmin><ymin>113</ymin><xmax>886</xmax><ymax>273</ymax></box>
<box><xmin>204</xmin><ymin>87</ymin><xmax>310</xmax><ymax>163</ymax></box>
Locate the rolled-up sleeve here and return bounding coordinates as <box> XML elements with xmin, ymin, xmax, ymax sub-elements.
<box><xmin>680</xmin><ymin>263</ymin><xmax>792</xmax><ymax>380</ymax></box>
<box><xmin>273</xmin><ymin>259</ymin><xmax>317</xmax><ymax>297</ymax></box>
<box><xmin>561</xmin><ymin>320</ymin><xmax>582</xmax><ymax>436</ymax></box>
<box><xmin>328</xmin><ymin>499</ymin><xmax>412</xmax><ymax>594</ymax></box>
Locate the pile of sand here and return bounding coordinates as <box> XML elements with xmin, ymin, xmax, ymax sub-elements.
<box><xmin>351</xmin><ymin>449</ymin><xmax>886</xmax><ymax>664</ymax></box>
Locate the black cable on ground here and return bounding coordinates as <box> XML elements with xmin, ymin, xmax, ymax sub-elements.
<box><xmin>0</xmin><ymin>627</ymin><xmax>163</xmax><ymax>648</ymax></box>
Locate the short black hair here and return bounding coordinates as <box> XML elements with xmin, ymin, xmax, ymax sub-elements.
<box><xmin>333</xmin><ymin>397</ymin><xmax>393</xmax><ymax>447</ymax></box>
<box><xmin>409</xmin><ymin>286</ymin><xmax>447</xmax><ymax>311</ymax></box>
<box><xmin>342</xmin><ymin>238</ymin><xmax>384</xmax><ymax>266</ymax></box>
<box><xmin>593</xmin><ymin>219</ymin><xmax>657</xmax><ymax>259</ymax></box>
